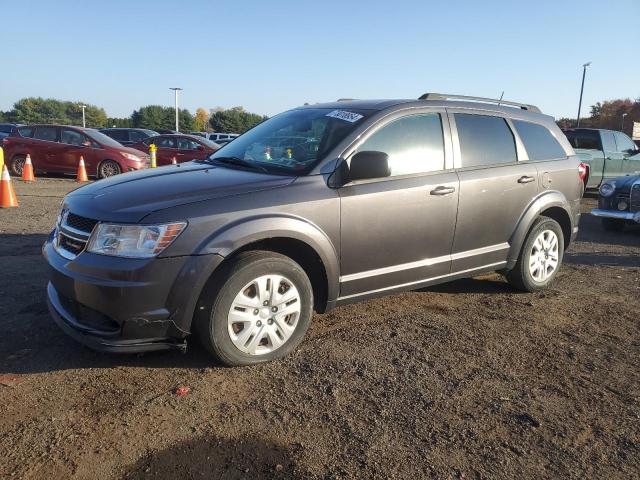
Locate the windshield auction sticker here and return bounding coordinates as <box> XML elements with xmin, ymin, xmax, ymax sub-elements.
<box><xmin>326</xmin><ymin>110</ymin><xmax>364</xmax><ymax>123</ymax></box>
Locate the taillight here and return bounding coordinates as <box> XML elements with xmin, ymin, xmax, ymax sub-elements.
<box><xmin>578</xmin><ymin>162</ymin><xmax>587</xmax><ymax>181</ymax></box>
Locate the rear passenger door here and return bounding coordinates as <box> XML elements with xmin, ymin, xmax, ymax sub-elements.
<box><xmin>32</xmin><ymin>126</ymin><xmax>65</xmax><ymax>172</ymax></box>
<box><xmin>448</xmin><ymin>111</ymin><xmax>538</xmax><ymax>272</ymax></box>
<box><xmin>154</xmin><ymin>136</ymin><xmax>177</xmax><ymax>165</ymax></box>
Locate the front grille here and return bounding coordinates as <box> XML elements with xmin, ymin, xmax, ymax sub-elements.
<box><xmin>54</xmin><ymin>210</ymin><xmax>96</xmax><ymax>259</ymax></box>
<box><xmin>66</xmin><ymin>213</ymin><xmax>98</xmax><ymax>233</ymax></box>
<box><xmin>631</xmin><ymin>182</ymin><xmax>640</xmax><ymax>213</ymax></box>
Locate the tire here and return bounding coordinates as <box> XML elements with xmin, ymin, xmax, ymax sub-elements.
<box><xmin>10</xmin><ymin>155</ymin><xmax>26</xmax><ymax>177</ymax></box>
<box><xmin>602</xmin><ymin>218</ymin><xmax>625</xmax><ymax>232</ymax></box>
<box><xmin>506</xmin><ymin>216</ymin><xmax>564</xmax><ymax>292</ymax></box>
<box><xmin>195</xmin><ymin>251</ymin><xmax>314</xmax><ymax>366</ymax></box>
<box><xmin>99</xmin><ymin>160</ymin><xmax>121</xmax><ymax>178</ymax></box>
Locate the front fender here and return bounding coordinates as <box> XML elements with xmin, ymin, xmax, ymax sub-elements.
<box><xmin>506</xmin><ymin>191</ymin><xmax>574</xmax><ymax>269</ymax></box>
<box><xmin>196</xmin><ymin>214</ymin><xmax>341</xmax><ymax>303</ymax></box>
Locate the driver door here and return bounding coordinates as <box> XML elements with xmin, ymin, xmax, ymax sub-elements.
<box><xmin>615</xmin><ymin>131</ymin><xmax>640</xmax><ymax>176</ymax></box>
<box><xmin>338</xmin><ymin>111</ymin><xmax>459</xmax><ymax>299</ymax></box>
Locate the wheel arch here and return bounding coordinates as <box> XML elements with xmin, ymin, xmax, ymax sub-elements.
<box><xmin>196</xmin><ymin>216</ymin><xmax>340</xmax><ymax>314</ymax></box>
<box><xmin>96</xmin><ymin>158</ymin><xmax>122</xmax><ymax>178</ymax></box>
<box><xmin>506</xmin><ymin>191</ymin><xmax>574</xmax><ymax>270</ymax></box>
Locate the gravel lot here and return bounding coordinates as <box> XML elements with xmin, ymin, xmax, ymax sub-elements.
<box><xmin>0</xmin><ymin>178</ymin><xmax>638</xmax><ymax>479</ymax></box>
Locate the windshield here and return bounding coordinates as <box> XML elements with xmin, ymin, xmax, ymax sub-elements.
<box><xmin>208</xmin><ymin>107</ymin><xmax>371</xmax><ymax>174</ymax></box>
<box><xmin>199</xmin><ymin>137</ymin><xmax>221</xmax><ymax>149</ymax></box>
<box><xmin>85</xmin><ymin>129</ymin><xmax>127</xmax><ymax>148</ymax></box>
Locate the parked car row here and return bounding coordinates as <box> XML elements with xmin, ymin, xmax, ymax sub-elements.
<box><xmin>2</xmin><ymin>125</ymin><xmax>151</xmax><ymax>178</ymax></box>
<box><xmin>0</xmin><ymin>126</ymin><xmax>227</xmax><ymax>178</ymax></box>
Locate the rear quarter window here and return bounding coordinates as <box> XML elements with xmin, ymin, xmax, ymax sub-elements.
<box><xmin>454</xmin><ymin>114</ymin><xmax>517</xmax><ymax>167</ymax></box>
<box><xmin>513</xmin><ymin>120</ymin><xmax>566</xmax><ymax>160</ymax></box>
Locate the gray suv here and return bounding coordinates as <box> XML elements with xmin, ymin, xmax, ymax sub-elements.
<box><xmin>44</xmin><ymin>93</ymin><xmax>582</xmax><ymax>366</ymax></box>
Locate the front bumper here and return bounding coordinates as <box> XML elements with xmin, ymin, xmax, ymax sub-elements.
<box><xmin>43</xmin><ymin>236</ymin><xmax>224</xmax><ymax>353</ymax></box>
<box><xmin>591</xmin><ymin>209</ymin><xmax>640</xmax><ymax>223</ymax></box>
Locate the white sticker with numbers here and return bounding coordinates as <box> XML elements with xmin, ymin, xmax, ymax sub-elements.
<box><xmin>325</xmin><ymin>110</ymin><xmax>364</xmax><ymax>123</ymax></box>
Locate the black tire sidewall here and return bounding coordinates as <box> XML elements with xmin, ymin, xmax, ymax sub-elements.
<box><xmin>203</xmin><ymin>252</ymin><xmax>313</xmax><ymax>366</ymax></box>
<box><xmin>519</xmin><ymin>218</ymin><xmax>564</xmax><ymax>291</ymax></box>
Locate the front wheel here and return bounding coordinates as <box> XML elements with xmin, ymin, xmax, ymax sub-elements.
<box><xmin>195</xmin><ymin>251</ymin><xmax>313</xmax><ymax>366</ymax></box>
<box><xmin>10</xmin><ymin>155</ymin><xmax>26</xmax><ymax>177</ymax></box>
<box><xmin>99</xmin><ymin>160</ymin><xmax>121</xmax><ymax>178</ymax></box>
<box><xmin>506</xmin><ymin>216</ymin><xmax>564</xmax><ymax>292</ymax></box>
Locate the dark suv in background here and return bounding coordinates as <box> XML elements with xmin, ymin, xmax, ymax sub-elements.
<box><xmin>44</xmin><ymin>93</ymin><xmax>582</xmax><ymax>366</ymax></box>
<box><xmin>99</xmin><ymin>128</ymin><xmax>159</xmax><ymax>145</ymax></box>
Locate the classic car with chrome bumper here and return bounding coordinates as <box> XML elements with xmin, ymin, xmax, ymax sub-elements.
<box><xmin>591</xmin><ymin>176</ymin><xmax>640</xmax><ymax>229</ymax></box>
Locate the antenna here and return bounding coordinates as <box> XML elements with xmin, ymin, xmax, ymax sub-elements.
<box><xmin>498</xmin><ymin>91</ymin><xmax>504</xmax><ymax>106</ymax></box>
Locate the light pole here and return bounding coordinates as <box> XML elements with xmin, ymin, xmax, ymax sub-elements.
<box><xmin>621</xmin><ymin>113</ymin><xmax>628</xmax><ymax>132</ymax></box>
<box><xmin>169</xmin><ymin>87</ymin><xmax>183</xmax><ymax>132</ymax></box>
<box><xmin>80</xmin><ymin>104</ymin><xmax>87</xmax><ymax>128</ymax></box>
<box><xmin>576</xmin><ymin>62</ymin><xmax>591</xmax><ymax>127</ymax></box>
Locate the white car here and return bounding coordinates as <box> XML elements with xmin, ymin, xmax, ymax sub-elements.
<box><xmin>206</xmin><ymin>133</ymin><xmax>239</xmax><ymax>142</ymax></box>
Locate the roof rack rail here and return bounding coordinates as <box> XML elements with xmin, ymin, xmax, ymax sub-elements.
<box><xmin>336</xmin><ymin>98</ymin><xmax>355</xmax><ymax>102</ymax></box>
<box><xmin>418</xmin><ymin>93</ymin><xmax>541</xmax><ymax>113</ymax></box>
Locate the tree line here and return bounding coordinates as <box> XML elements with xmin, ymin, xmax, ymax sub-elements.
<box><xmin>557</xmin><ymin>98</ymin><xmax>640</xmax><ymax>137</ymax></box>
<box><xmin>0</xmin><ymin>98</ymin><xmax>268</xmax><ymax>134</ymax></box>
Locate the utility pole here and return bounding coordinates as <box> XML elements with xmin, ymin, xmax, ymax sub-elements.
<box><xmin>576</xmin><ymin>62</ymin><xmax>591</xmax><ymax>127</ymax></box>
<box><xmin>80</xmin><ymin>104</ymin><xmax>87</xmax><ymax>128</ymax></box>
<box><xmin>621</xmin><ymin>113</ymin><xmax>628</xmax><ymax>132</ymax></box>
<box><xmin>169</xmin><ymin>88</ymin><xmax>183</xmax><ymax>132</ymax></box>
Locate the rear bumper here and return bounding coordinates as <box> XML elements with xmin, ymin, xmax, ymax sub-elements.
<box><xmin>591</xmin><ymin>209</ymin><xmax>640</xmax><ymax>223</ymax></box>
<box><xmin>43</xmin><ymin>236</ymin><xmax>225</xmax><ymax>353</ymax></box>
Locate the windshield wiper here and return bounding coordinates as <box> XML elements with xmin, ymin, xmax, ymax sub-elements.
<box><xmin>209</xmin><ymin>156</ymin><xmax>269</xmax><ymax>174</ymax></box>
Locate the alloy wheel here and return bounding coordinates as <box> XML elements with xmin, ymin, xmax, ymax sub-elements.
<box><xmin>529</xmin><ymin>230</ymin><xmax>559</xmax><ymax>282</ymax></box>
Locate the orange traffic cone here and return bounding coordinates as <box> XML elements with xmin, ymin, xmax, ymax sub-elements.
<box><xmin>0</xmin><ymin>164</ymin><xmax>18</xmax><ymax>208</ymax></box>
<box><xmin>21</xmin><ymin>154</ymin><xmax>35</xmax><ymax>182</ymax></box>
<box><xmin>171</xmin><ymin>156</ymin><xmax>177</xmax><ymax>165</ymax></box>
<box><xmin>77</xmin><ymin>156</ymin><xmax>88</xmax><ymax>182</ymax></box>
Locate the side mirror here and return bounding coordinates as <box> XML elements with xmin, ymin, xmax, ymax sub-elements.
<box><xmin>348</xmin><ymin>151</ymin><xmax>390</xmax><ymax>181</ymax></box>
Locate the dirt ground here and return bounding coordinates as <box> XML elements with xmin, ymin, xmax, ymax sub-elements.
<box><xmin>0</xmin><ymin>178</ymin><xmax>638</xmax><ymax>479</ymax></box>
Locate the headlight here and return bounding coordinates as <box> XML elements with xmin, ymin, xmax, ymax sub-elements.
<box><xmin>599</xmin><ymin>182</ymin><xmax>616</xmax><ymax>197</ymax></box>
<box><xmin>122</xmin><ymin>153</ymin><xmax>141</xmax><ymax>162</ymax></box>
<box><xmin>86</xmin><ymin>222</ymin><xmax>186</xmax><ymax>258</ymax></box>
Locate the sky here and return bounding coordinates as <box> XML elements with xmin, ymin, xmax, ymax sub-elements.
<box><xmin>1</xmin><ymin>0</ymin><xmax>638</xmax><ymax>120</ymax></box>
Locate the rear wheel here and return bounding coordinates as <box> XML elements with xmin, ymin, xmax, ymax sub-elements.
<box><xmin>10</xmin><ymin>155</ymin><xmax>26</xmax><ymax>177</ymax></box>
<box><xmin>506</xmin><ymin>216</ymin><xmax>564</xmax><ymax>292</ymax></box>
<box><xmin>602</xmin><ymin>218</ymin><xmax>625</xmax><ymax>232</ymax></box>
<box><xmin>195</xmin><ymin>251</ymin><xmax>313</xmax><ymax>366</ymax></box>
<box><xmin>99</xmin><ymin>160</ymin><xmax>121</xmax><ymax>178</ymax></box>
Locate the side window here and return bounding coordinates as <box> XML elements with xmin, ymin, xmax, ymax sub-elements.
<box><xmin>129</xmin><ymin>130</ymin><xmax>146</xmax><ymax>143</ymax></box>
<box><xmin>142</xmin><ymin>137</ymin><xmax>156</xmax><ymax>146</ymax></box>
<box><xmin>34</xmin><ymin>127</ymin><xmax>58</xmax><ymax>142</ymax></box>
<box><xmin>355</xmin><ymin>113</ymin><xmax>445</xmax><ymax>176</ymax></box>
<box><xmin>61</xmin><ymin>129</ymin><xmax>90</xmax><ymax>146</ymax></box>
<box><xmin>512</xmin><ymin>120</ymin><xmax>566</xmax><ymax>160</ymax></box>
<box><xmin>564</xmin><ymin>130</ymin><xmax>601</xmax><ymax>150</ymax></box>
<box><xmin>106</xmin><ymin>130</ymin><xmax>128</xmax><ymax>142</ymax></box>
<box><xmin>18</xmin><ymin>127</ymin><xmax>34</xmax><ymax>138</ymax></box>
<box><xmin>454</xmin><ymin>114</ymin><xmax>517</xmax><ymax>167</ymax></box>
<box><xmin>601</xmin><ymin>131</ymin><xmax>616</xmax><ymax>152</ymax></box>
<box><xmin>614</xmin><ymin>132</ymin><xmax>637</xmax><ymax>153</ymax></box>
<box><xmin>178</xmin><ymin>138</ymin><xmax>200</xmax><ymax>150</ymax></box>
<box><xmin>156</xmin><ymin>137</ymin><xmax>177</xmax><ymax>148</ymax></box>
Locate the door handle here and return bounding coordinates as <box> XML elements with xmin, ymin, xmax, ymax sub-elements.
<box><xmin>430</xmin><ymin>186</ymin><xmax>456</xmax><ymax>196</ymax></box>
<box><xmin>518</xmin><ymin>176</ymin><xmax>535</xmax><ymax>184</ymax></box>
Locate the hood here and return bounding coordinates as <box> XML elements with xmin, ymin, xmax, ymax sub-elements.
<box><xmin>118</xmin><ymin>145</ymin><xmax>150</xmax><ymax>157</ymax></box>
<box><xmin>607</xmin><ymin>174</ymin><xmax>640</xmax><ymax>194</ymax></box>
<box><xmin>65</xmin><ymin>161</ymin><xmax>295</xmax><ymax>222</ymax></box>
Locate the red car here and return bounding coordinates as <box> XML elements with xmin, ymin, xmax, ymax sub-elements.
<box><xmin>129</xmin><ymin>134</ymin><xmax>220</xmax><ymax>165</ymax></box>
<box><xmin>2</xmin><ymin>124</ymin><xmax>150</xmax><ymax>178</ymax></box>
